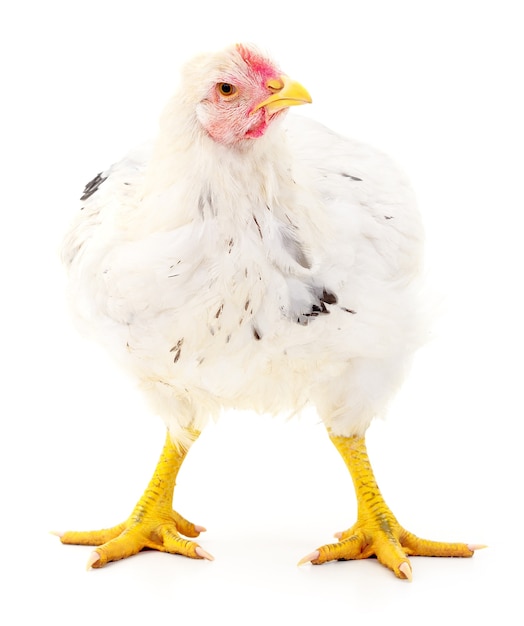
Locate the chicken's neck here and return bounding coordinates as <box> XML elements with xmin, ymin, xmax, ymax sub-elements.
<box><xmin>132</xmin><ymin>110</ymin><xmax>327</xmax><ymax>279</ymax></box>
<box><xmin>139</xmin><ymin>115</ymin><xmax>299</xmax><ymax>235</ymax></box>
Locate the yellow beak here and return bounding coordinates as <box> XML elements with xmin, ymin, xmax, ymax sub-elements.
<box><xmin>252</xmin><ymin>75</ymin><xmax>312</xmax><ymax>114</ymax></box>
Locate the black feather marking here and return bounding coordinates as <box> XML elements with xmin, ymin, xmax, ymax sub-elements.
<box><xmin>215</xmin><ymin>304</ymin><xmax>224</xmax><ymax>319</ymax></box>
<box><xmin>170</xmin><ymin>338</ymin><xmax>184</xmax><ymax>362</ymax></box>
<box><xmin>296</xmin><ymin>288</ymin><xmax>339</xmax><ymax>325</ymax></box>
<box><xmin>340</xmin><ymin>172</ymin><xmax>363</xmax><ymax>181</ymax></box>
<box><xmin>253</xmin><ymin>215</ymin><xmax>263</xmax><ymax>239</ymax></box>
<box><xmin>321</xmin><ymin>289</ymin><xmax>338</xmax><ymax>305</ymax></box>
<box><xmin>253</xmin><ymin>327</ymin><xmax>261</xmax><ymax>341</ymax></box>
<box><xmin>300</xmin><ymin>299</ymin><xmax>328</xmax><ymax>323</ymax></box>
<box><xmin>341</xmin><ymin>307</ymin><xmax>357</xmax><ymax>314</ymax></box>
<box><xmin>384</xmin><ymin>215</ymin><xmax>394</xmax><ymax>220</ymax></box>
<box><xmin>80</xmin><ymin>172</ymin><xmax>107</xmax><ymax>201</ymax></box>
<box><xmin>198</xmin><ymin>191</ymin><xmax>215</xmax><ymax>219</ymax></box>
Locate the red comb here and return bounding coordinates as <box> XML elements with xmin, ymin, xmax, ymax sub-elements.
<box><xmin>235</xmin><ymin>44</ymin><xmax>278</xmax><ymax>78</ymax></box>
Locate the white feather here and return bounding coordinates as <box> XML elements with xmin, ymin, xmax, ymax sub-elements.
<box><xmin>62</xmin><ymin>47</ymin><xmax>427</xmax><ymax>446</ymax></box>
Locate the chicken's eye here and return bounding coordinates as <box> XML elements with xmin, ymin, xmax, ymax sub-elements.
<box><xmin>217</xmin><ymin>83</ymin><xmax>238</xmax><ymax>98</ymax></box>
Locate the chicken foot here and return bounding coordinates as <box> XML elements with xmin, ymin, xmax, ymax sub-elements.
<box><xmin>57</xmin><ymin>430</ymin><xmax>213</xmax><ymax>568</ymax></box>
<box><xmin>299</xmin><ymin>434</ymin><xmax>482</xmax><ymax>580</ymax></box>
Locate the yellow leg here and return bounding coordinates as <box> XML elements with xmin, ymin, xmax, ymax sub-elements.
<box><xmin>300</xmin><ymin>434</ymin><xmax>480</xmax><ymax>580</ymax></box>
<box><xmin>58</xmin><ymin>430</ymin><xmax>213</xmax><ymax>568</ymax></box>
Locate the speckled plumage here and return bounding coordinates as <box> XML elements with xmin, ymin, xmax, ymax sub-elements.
<box><xmin>58</xmin><ymin>44</ymin><xmax>480</xmax><ymax>578</ymax></box>
<box><xmin>62</xmin><ymin>44</ymin><xmax>426</xmax><ymax>447</ymax></box>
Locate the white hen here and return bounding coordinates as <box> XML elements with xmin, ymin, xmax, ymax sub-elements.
<box><xmin>59</xmin><ymin>43</ymin><xmax>479</xmax><ymax>579</ymax></box>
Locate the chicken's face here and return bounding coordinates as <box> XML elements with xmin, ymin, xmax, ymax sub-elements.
<box><xmin>191</xmin><ymin>44</ymin><xmax>312</xmax><ymax>146</ymax></box>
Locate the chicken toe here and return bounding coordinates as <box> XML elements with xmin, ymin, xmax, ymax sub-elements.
<box><xmin>58</xmin><ymin>431</ymin><xmax>212</xmax><ymax>568</ymax></box>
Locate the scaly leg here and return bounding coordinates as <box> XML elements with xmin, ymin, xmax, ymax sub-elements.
<box><xmin>299</xmin><ymin>434</ymin><xmax>483</xmax><ymax>580</ymax></box>
<box><xmin>57</xmin><ymin>430</ymin><xmax>213</xmax><ymax>568</ymax></box>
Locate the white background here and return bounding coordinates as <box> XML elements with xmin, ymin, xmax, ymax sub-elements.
<box><xmin>1</xmin><ymin>1</ymin><xmax>522</xmax><ymax>623</ymax></box>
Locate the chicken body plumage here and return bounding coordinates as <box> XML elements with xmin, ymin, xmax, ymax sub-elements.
<box><xmin>59</xmin><ymin>45</ymin><xmax>478</xmax><ymax>577</ymax></box>
<box><xmin>63</xmin><ymin>111</ymin><xmax>424</xmax><ymax>444</ymax></box>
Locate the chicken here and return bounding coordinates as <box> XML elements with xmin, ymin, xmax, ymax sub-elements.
<box><xmin>57</xmin><ymin>43</ymin><xmax>481</xmax><ymax>580</ymax></box>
